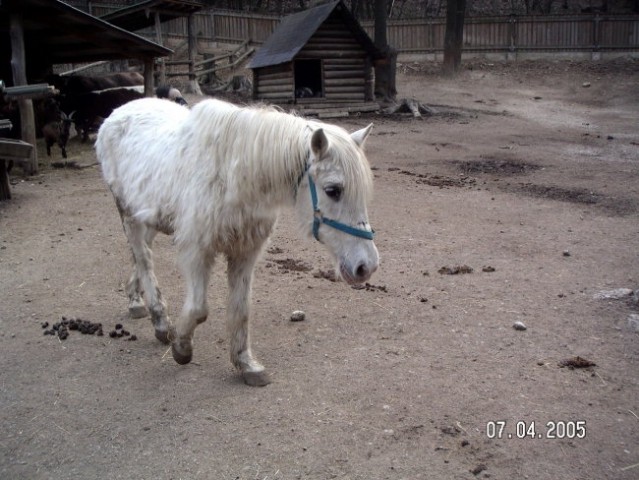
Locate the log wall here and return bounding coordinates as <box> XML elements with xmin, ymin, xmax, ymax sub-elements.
<box><xmin>254</xmin><ymin>12</ymin><xmax>373</xmax><ymax>104</ymax></box>
<box><xmin>253</xmin><ymin>63</ymin><xmax>294</xmax><ymax>101</ymax></box>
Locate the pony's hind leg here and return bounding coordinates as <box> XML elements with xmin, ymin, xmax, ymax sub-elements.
<box><xmin>226</xmin><ymin>249</ymin><xmax>270</xmax><ymax>387</ymax></box>
<box><xmin>125</xmin><ymin>227</ymin><xmax>158</xmax><ymax>319</ymax></box>
<box><xmin>121</xmin><ymin>215</ymin><xmax>170</xmax><ymax>343</ymax></box>
<box><xmin>171</xmin><ymin>249</ymin><xmax>214</xmax><ymax>365</ymax></box>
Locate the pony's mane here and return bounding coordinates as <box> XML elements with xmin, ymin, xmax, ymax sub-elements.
<box><xmin>185</xmin><ymin>100</ymin><xmax>373</xmax><ymax>205</ymax></box>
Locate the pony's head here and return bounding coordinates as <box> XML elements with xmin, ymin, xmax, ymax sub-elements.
<box><xmin>295</xmin><ymin>122</ymin><xmax>379</xmax><ymax>285</ymax></box>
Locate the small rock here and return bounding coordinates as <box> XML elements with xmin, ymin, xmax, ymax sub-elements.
<box><xmin>513</xmin><ymin>321</ymin><xmax>527</xmax><ymax>331</ymax></box>
<box><xmin>290</xmin><ymin>310</ymin><xmax>306</xmax><ymax>322</ymax></box>
<box><xmin>582</xmin><ymin>82</ymin><xmax>591</xmax><ymax>88</ymax></box>
<box><xmin>593</xmin><ymin>288</ymin><xmax>634</xmax><ymax>300</ymax></box>
<box><xmin>628</xmin><ymin>314</ymin><xmax>639</xmax><ymax>333</ymax></box>
<box><xmin>562</xmin><ymin>250</ymin><xmax>571</xmax><ymax>257</ymax></box>
<box><xmin>471</xmin><ymin>464</ymin><xmax>487</xmax><ymax>475</ymax></box>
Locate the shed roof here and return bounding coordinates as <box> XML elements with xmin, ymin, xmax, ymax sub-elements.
<box><xmin>0</xmin><ymin>0</ymin><xmax>172</xmax><ymax>81</ymax></box>
<box><xmin>100</xmin><ymin>0</ymin><xmax>204</xmax><ymax>32</ymax></box>
<box><xmin>249</xmin><ymin>0</ymin><xmax>380</xmax><ymax>70</ymax></box>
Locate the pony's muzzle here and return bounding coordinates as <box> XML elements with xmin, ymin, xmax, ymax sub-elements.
<box><xmin>340</xmin><ymin>251</ymin><xmax>379</xmax><ymax>285</ymax></box>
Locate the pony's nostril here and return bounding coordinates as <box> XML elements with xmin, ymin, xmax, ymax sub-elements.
<box><xmin>355</xmin><ymin>263</ymin><xmax>369</xmax><ymax>280</ymax></box>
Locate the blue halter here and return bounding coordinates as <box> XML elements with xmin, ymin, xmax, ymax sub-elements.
<box><xmin>305</xmin><ymin>169</ymin><xmax>375</xmax><ymax>242</ymax></box>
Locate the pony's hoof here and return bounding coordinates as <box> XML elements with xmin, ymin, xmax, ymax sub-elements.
<box><xmin>128</xmin><ymin>303</ymin><xmax>149</xmax><ymax>319</ymax></box>
<box><xmin>172</xmin><ymin>342</ymin><xmax>193</xmax><ymax>365</ymax></box>
<box><xmin>171</xmin><ymin>333</ymin><xmax>193</xmax><ymax>365</ymax></box>
<box><xmin>242</xmin><ymin>371</ymin><xmax>271</xmax><ymax>387</ymax></box>
<box><xmin>154</xmin><ymin>328</ymin><xmax>170</xmax><ymax>344</ymax></box>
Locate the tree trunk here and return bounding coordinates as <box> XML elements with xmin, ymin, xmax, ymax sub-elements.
<box><xmin>373</xmin><ymin>0</ymin><xmax>397</xmax><ymax>103</ymax></box>
<box><xmin>442</xmin><ymin>0</ymin><xmax>467</xmax><ymax>76</ymax></box>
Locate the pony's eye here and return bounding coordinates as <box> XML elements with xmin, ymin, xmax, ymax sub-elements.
<box><xmin>324</xmin><ymin>186</ymin><xmax>342</xmax><ymax>201</ymax></box>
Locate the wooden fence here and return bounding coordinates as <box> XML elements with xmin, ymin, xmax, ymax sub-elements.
<box><xmin>373</xmin><ymin>14</ymin><xmax>639</xmax><ymax>54</ymax></box>
<box><xmin>171</xmin><ymin>11</ymin><xmax>639</xmax><ymax>55</ymax></box>
<box><xmin>84</xmin><ymin>5</ymin><xmax>639</xmax><ymax>56</ymax></box>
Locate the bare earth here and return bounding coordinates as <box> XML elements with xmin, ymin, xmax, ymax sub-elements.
<box><xmin>1</xmin><ymin>59</ymin><xmax>638</xmax><ymax>480</ymax></box>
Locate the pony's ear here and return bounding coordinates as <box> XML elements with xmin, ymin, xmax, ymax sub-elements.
<box><xmin>311</xmin><ymin>128</ymin><xmax>329</xmax><ymax>160</ymax></box>
<box><xmin>351</xmin><ymin>123</ymin><xmax>373</xmax><ymax>147</ymax></box>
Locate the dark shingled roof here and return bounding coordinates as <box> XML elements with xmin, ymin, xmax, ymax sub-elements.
<box><xmin>249</xmin><ymin>0</ymin><xmax>380</xmax><ymax>70</ymax></box>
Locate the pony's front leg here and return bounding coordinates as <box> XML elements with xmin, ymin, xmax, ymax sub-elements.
<box><xmin>171</xmin><ymin>251</ymin><xmax>214</xmax><ymax>365</ymax></box>
<box><xmin>126</xmin><ymin>271</ymin><xmax>148</xmax><ymax>319</ymax></box>
<box><xmin>227</xmin><ymin>250</ymin><xmax>270</xmax><ymax>387</ymax></box>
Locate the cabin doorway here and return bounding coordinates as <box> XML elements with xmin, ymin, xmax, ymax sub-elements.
<box><xmin>294</xmin><ymin>59</ymin><xmax>323</xmax><ymax>99</ymax></box>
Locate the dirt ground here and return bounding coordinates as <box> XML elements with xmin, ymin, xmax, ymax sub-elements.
<box><xmin>1</xmin><ymin>58</ymin><xmax>638</xmax><ymax>480</ymax></box>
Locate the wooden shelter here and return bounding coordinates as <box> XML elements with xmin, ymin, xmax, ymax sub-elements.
<box><xmin>249</xmin><ymin>0</ymin><xmax>382</xmax><ymax>116</ymax></box>
<box><xmin>0</xmin><ymin>0</ymin><xmax>172</xmax><ymax>88</ymax></box>
<box><xmin>0</xmin><ymin>0</ymin><xmax>171</xmax><ymax>193</ymax></box>
<box><xmin>99</xmin><ymin>0</ymin><xmax>204</xmax><ymax>90</ymax></box>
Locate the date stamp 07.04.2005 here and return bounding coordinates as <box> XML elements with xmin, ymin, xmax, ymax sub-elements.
<box><xmin>486</xmin><ymin>420</ymin><xmax>586</xmax><ymax>440</ymax></box>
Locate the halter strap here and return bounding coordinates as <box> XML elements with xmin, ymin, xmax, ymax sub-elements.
<box><xmin>306</xmin><ymin>169</ymin><xmax>375</xmax><ymax>242</ymax></box>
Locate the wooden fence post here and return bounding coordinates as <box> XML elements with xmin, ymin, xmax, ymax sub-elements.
<box><xmin>143</xmin><ymin>58</ymin><xmax>154</xmax><ymax>97</ymax></box>
<box><xmin>508</xmin><ymin>14</ymin><xmax>517</xmax><ymax>60</ymax></box>
<box><xmin>9</xmin><ymin>13</ymin><xmax>37</xmax><ymax>175</ymax></box>
<box><xmin>210</xmin><ymin>11</ymin><xmax>217</xmax><ymax>44</ymax></box>
<box><xmin>155</xmin><ymin>11</ymin><xmax>166</xmax><ymax>85</ymax></box>
<box><xmin>185</xmin><ymin>14</ymin><xmax>203</xmax><ymax>95</ymax></box>
<box><xmin>592</xmin><ymin>14</ymin><xmax>602</xmax><ymax>60</ymax></box>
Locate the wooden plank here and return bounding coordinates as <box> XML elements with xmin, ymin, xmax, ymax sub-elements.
<box><xmin>325</xmin><ymin>81</ymin><xmax>366</xmax><ymax>89</ymax></box>
<box><xmin>325</xmin><ymin>58</ymin><xmax>366</xmax><ymax>64</ymax></box>
<box><xmin>318</xmin><ymin>111</ymin><xmax>349</xmax><ymax>119</ymax></box>
<box><xmin>257</xmin><ymin>92</ymin><xmax>294</xmax><ymax>101</ymax></box>
<box><xmin>254</xmin><ymin>71</ymin><xmax>292</xmax><ymax>82</ymax></box>
<box><xmin>257</xmin><ymin>84</ymin><xmax>293</xmax><ymax>94</ymax></box>
<box><xmin>325</xmin><ymin>93</ymin><xmax>366</xmax><ymax>100</ymax></box>
<box><xmin>325</xmin><ymin>70</ymin><xmax>365</xmax><ymax>79</ymax></box>
<box><xmin>325</xmin><ymin>85</ymin><xmax>366</xmax><ymax>93</ymax></box>
<box><xmin>257</xmin><ymin>78</ymin><xmax>294</xmax><ymax>88</ymax></box>
<box><xmin>325</xmin><ymin>66</ymin><xmax>366</xmax><ymax>73</ymax></box>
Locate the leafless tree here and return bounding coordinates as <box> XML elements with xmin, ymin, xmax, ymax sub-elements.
<box><xmin>442</xmin><ymin>0</ymin><xmax>466</xmax><ymax>75</ymax></box>
<box><xmin>374</xmin><ymin>0</ymin><xmax>398</xmax><ymax>102</ymax></box>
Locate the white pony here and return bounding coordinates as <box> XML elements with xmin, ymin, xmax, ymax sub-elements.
<box><xmin>96</xmin><ymin>97</ymin><xmax>379</xmax><ymax>386</ymax></box>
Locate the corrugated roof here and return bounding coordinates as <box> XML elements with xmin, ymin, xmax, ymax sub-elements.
<box><xmin>249</xmin><ymin>0</ymin><xmax>379</xmax><ymax>70</ymax></box>
<box><xmin>0</xmin><ymin>0</ymin><xmax>172</xmax><ymax>67</ymax></box>
<box><xmin>100</xmin><ymin>0</ymin><xmax>204</xmax><ymax>32</ymax></box>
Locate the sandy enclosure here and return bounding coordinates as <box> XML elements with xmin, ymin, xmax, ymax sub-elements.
<box><xmin>1</xmin><ymin>59</ymin><xmax>638</xmax><ymax>479</ymax></box>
